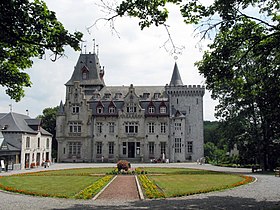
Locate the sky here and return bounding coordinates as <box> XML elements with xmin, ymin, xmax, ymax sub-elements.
<box><xmin>0</xmin><ymin>0</ymin><xmax>218</xmax><ymax>121</ymax></box>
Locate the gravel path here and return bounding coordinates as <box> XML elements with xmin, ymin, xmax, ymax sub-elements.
<box><xmin>96</xmin><ymin>175</ymin><xmax>139</xmax><ymax>201</ymax></box>
<box><xmin>0</xmin><ymin>163</ymin><xmax>279</xmax><ymax>210</ymax></box>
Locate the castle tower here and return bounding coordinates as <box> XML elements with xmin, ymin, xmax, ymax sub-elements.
<box><xmin>166</xmin><ymin>63</ymin><xmax>205</xmax><ymax>162</ymax></box>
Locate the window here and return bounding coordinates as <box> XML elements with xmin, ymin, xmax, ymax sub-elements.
<box><xmin>72</xmin><ymin>106</ymin><xmax>80</xmax><ymax>114</ymax></box>
<box><xmin>82</xmin><ymin>71</ymin><xmax>88</xmax><ymax>80</ymax></box>
<box><xmin>69</xmin><ymin>122</ymin><xmax>82</xmax><ymax>133</ymax></box>
<box><xmin>126</xmin><ymin>103</ymin><xmax>136</xmax><ymax>113</ymax></box>
<box><xmin>109</xmin><ymin>122</ymin><xmax>115</xmax><ymax>133</ymax></box>
<box><xmin>149</xmin><ymin>142</ymin><xmax>155</xmax><ymax>155</ymax></box>
<box><xmin>115</xmin><ymin>93</ymin><xmax>122</xmax><ymax>99</ymax></box>
<box><xmin>37</xmin><ymin>138</ymin><xmax>40</xmax><ymax>148</ymax></box>
<box><xmin>97</xmin><ymin>106</ymin><xmax>103</xmax><ymax>114</ymax></box>
<box><xmin>160</xmin><ymin>142</ymin><xmax>166</xmax><ymax>155</ymax></box>
<box><xmin>97</xmin><ymin>122</ymin><xmax>102</xmax><ymax>133</ymax></box>
<box><xmin>196</xmin><ymin>98</ymin><xmax>199</xmax><ymax>105</ymax></box>
<box><xmin>148</xmin><ymin>122</ymin><xmax>155</xmax><ymax>134</ymax></box>
<box><xmin>122</xmin><ymin>142</ymin><xmax>127</xmax><ymax>155</ymax></box>
<box><xmin>187</xmin><ymin>141</ymin><xmax>193</xmax><ymax>153</ymax></box>
<box><xmin>96</xmin><ymin>142</ymin><xmax>102</xmax><ymax>154</ymax></box>
<box><xmin>175</xmin><ymin>123</ymin><xmax>181</xmax><ymax>131</ymax></box>
<box><xmin>148</xmin><ymin>106</ymin><xmax>155</xmax><ymax>114</ymax></box>
<box><xmin>105</xmin><ymin>93</ymin><xmax>111</xmax><ymax>99</ymax></box>
<box><xmin>154</xmin><ymin>93</ymin><xmax>160</xmax><ymax>99</ymax></box>
<box><xmin>175</xmin><ymin>138</ymin><xmax>182</xmax><ymax>153</ymax></box>
<box><xmin>46</xmin><ymin>138</ymin><xmax>50</xmax><ymax>149</ymax></box>
<box><xmin>69</xmin><ymin>142</ymin><xmax>82</xmax><ymax>155</ymax></box>
<box><xmin>136</xmin><ymin>142</ymin><xmax>140</xmax><ymax>155</ymax></box>
<box><xmin>160</xmin><ymin>106</ymin><xmax>166</xmax><ymax>114</ymax></box>
<box><xmin>160</xmin><ymin>123</ymin><xmax>166</xmax><ymax>134</ymax></box>
<box><xmin>125</xmin><ymin>122</ymin><xmax>138</xmax><ymax>134</ymax></box>
<box><xmin>109</xmin><ymin>106</ymin><xmax>115</xmax><ymax>113</ymax></box>
<box><xmin>26</xmin><ymin>137</ymin><xmax>30</xmax><ymax>149</ymax></box>
<box><xmin>109</xmin><ymin>142</ymin><xmax>114</xmax><ymax>155</ymax></box>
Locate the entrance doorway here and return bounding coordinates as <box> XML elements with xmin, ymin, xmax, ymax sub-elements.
<box><xmin>128</xmin><ymin>142</ymin><xmax>135</xmax><ymax>158</ymax></box>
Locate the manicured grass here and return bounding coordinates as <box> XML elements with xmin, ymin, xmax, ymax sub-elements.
<box><xmin>148</xmin><ymin>173</ymin><xmax>247</xmax><ymax>197</ymax></box>
<box><xmin>0</xmin><ymin>175</ymin><xmax>101</xmax><ymax>197</ymax></box>
<box><xmin>27</xmin><ymin>167</ymin><xmax>113</xmax><ymax>176</ymax></box>
<box><xmin>142</xmin><ymin>167</ymin><xmax>218</xmax><ymax>175</ymax></box>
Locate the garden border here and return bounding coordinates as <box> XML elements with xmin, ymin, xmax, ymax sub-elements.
<box><xmin>92</xmin><ymin>175</ymin><xmax>117</xmax><ymax>200</ymax></box>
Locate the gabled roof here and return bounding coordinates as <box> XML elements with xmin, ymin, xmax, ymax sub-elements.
<box><xmin>169</xmin><ymin>62</ymin><xmax>183</xmax><ymax>86</ymax></box>
<box><xmin>0</xmin><ymin>112</ymin><xmax>52</xmax><ymax>136</ymax></box>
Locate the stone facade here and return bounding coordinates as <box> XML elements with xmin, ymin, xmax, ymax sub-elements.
<box><xmin>56</xmin><ymin>53</ymin><xmax>205</xmax><ymax>163</ymax></box>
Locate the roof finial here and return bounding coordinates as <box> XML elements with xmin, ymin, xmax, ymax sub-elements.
<box><xmin>9</xmin><ymin>104</ymin><xmax>12</xmax><ymax>112</ymax></box>
<box><xmin>96</xmin><ymin>44</ymin><xmax>99</xmax><ymax>56</ymax></box>
<box><xmin>93</xmin><ymin>39</ymin><xmax>96</xmax><ymax>54</ymax></box>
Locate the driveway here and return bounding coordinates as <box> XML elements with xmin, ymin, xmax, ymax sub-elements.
<box><xmin>0</xmin><ymin>163</ymin><xmax>279</xmax><ymax>210</ymax></box>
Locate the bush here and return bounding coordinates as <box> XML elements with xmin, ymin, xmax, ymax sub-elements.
<box><xmin>117</xmin><ymin>160</ymin><xmax>130</xmax><ymax>172</ymax></box>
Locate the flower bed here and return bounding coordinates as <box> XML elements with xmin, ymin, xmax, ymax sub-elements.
<box><xmin>138</xmin><ymin>175</ymin><xmax>165</xmax><ymax>199</ymax></box>
<box><xmin>74</xmin><ymin>175</ymin><xmax>113</xmax><ymax>199</ymax></box>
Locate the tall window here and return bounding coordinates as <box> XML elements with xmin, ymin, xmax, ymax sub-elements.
<box><xmin>96</xmin><ymin>122</ymin><xmax>102</xmax><ymax>133</ymax></box>
<box><xmin>46</xmin><ymin>138</ymin><xmax>50</xmax><ymax>149</ymax></box>
<box><xmin>148</xmin><ymin>122</ymin><xmax>155</xmax><ymax>134</ymax></box>
<box><xmin>160</xmin><ymin>123</ymin><xmax>166</xmax><ymax>134</ymax></box>
<box><xmin>149</xmin><ymin>142</ymin><xmax>155</xmax><ymax>155</ymax></box>
<box><xmin>187</xmin><ymin>141</ymin><xmax>193</xmax><ymax>153</ymax></box>
<box><xmin>37</xmin><ymin>138</ymin><xmax>40</xmax><ymax>148</ymax></box>
<box><xmin>148</xmin><ymin>106</ymin><xmax>155</xmax><ymax>114</ymax></box>
<box><xmin>69</xmin><ymin>142</ymin><xmax>82</xmax><ymax>155</ymax></box>
<box><xmin>175</xmin><ymin>138</ymin><xmax>182</xmax><ymax>153</ymax></box>
<box><xmin>136</xmin><ymin>142</ymin><xmax>140</xmax><ymax>155</ymax></box>
<box><xmin>109</xmin><ymin>142</ymin><xmax>114</xmax><ymax>155</ymax></box>
<box><xmin>108</xmin><ymin>106</ymin><xmax>115</xmax><ymax>113</ymax></box>
<box><xmin>109</xmin><ymin>122</ymin><xmax>115</xmax><ymax>133</ymax></box>
<box><xmin>160</xmin><ymin>142</ymin><xmax>166</xmax><ymax>155</ymax></box>
<box><xmin>69</xmin><ymin>122</ymin><xmax>82</xmax><ymax>133</ymax></box>
<box><xmin>26</xmin><ymin>137</ymin><xmax>30</xmax><ymax>149</ymax></box>
<box><xmin>175</xmin><ymin>123</ymin><xmax>181</xmax><ymax>131</ymax></box>
<box><xmin>96</xmin><ymin>142</ymin><xmax>102</xmax><ymax>154</ymax></box>
<box><xmin>125</xmin><ymin>122</ymin><xmax>138</xmax><ymax>134</ymax></box>
<box><xmin>122</xmin><ymin>142</ymin><xmax>127</xmax><ymax>155</ymax></box>
<box><xmin>160</xmin><ymin>106</ymin><xmax>166</xmax><ymax>114</ymax></box>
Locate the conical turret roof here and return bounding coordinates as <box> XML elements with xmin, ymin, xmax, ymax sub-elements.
<box><xmin>169</xmin><ymin>62</ymin><xmax>183</xmax><ymax>86</ymax></box>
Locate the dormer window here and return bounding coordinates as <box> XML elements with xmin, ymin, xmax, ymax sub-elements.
<box><xmin>82</xmin><ymin>72</ymin><xmax>88</xmax><ymax>80</ymax></box>
<box><xmin>97</xmin><ymin>106</ymin><xmax>103</xmax><ymax>114</ymax></box>
<box><xmin>160</xmin><ymin>106</ymin><xmax>166</xmax><ymax>114</ymax></box>
<box><xmin>115</xmin><ymin>93</ymin><xmax>122</xmax><ymax>99</ymax></box>
<box><xmin>154</xmin><ymin>93</ymin><xmax>160</xmax><ymax>99</ymax></box>
<box><xmin>148</xmin><ymin>106</ymin><xmax>155</xmax><ymax>114</ymax></box>
<box><xmin>81</xmin><ymin>66</ymin><xmax>89</xmax><ymax>80</ymax></box>
<box><xmin>143</xmin><ymin>93</ymin><xmax>150</xmax><ymax>99</ymax></box>
<box><xmin>104</xmin><ymin>93</ymin><xmax>111</xmax><ymax>99</ymax></box>
<box><xmin>109</xmin><ymin>106</ymin><xmax>115</xmax><ymax>113</ymax></box>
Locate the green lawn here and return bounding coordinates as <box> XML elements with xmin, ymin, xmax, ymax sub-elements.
<box><xmin>0</xmin><ymin>175</ymin><xmax>101</xmax><ymax>197</ymax></box>
<box><xmin>148</xmin><ymin>173</ymin><xmax>245</xmax><ymax>197</ymax></box>
<box><xmin>142</xmin><ymin>167</ymin><xmax>218</xmax><ymax>175</ymax></box>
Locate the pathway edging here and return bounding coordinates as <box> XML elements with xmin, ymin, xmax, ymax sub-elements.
<box><xmin>135</xmin><ymin>175</ymin><xmax>144</xmax><ymax>200</ymax></box>
<box><xmin>92</xmin><ymin>175</ymin><xmax>117</xmax><ymax>200</ymax></box>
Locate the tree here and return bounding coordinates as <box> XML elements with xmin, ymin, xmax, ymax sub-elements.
<box><xmin>0</xmin><ymin>0</ymin><xmax>83</xmax><ymax>101</ymax></box>
<box><xmin>38</xmin><ymin>106</ymin><xmax>58</xmax><ymax>159</ymax></box>
<box><xmin>110</xmin><ymin>0</ymin><xmax>280</xmax><ymax>170</ymax></box>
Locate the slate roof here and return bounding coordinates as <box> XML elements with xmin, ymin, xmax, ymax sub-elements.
<box><xmin>65</xmin><ymin>53</ymin><xmax>105</xmax><ymax>87</ymax></box>
<box><xmin>94</xmin><ymin>86</ymin><xmax>168</xmax><ymax>101</ymax></box>
<box><xmin>169</xmin><ymin>62</ymin><xmax>183</xmax><ymax>86</ymax></box>
<box><xmin>0</xmin><ymin>112</ymin><xmax>52</xmax><ymax>136</ymax></box>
